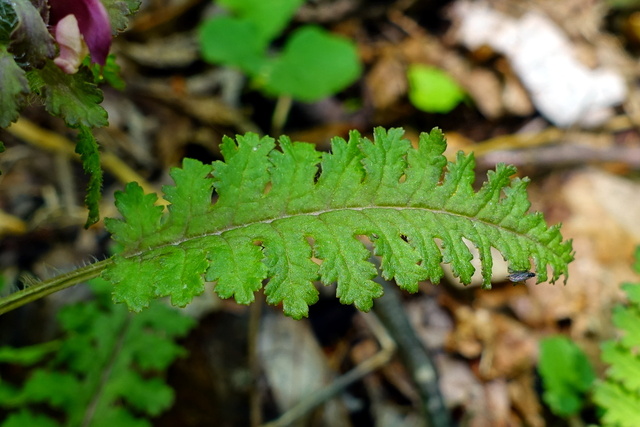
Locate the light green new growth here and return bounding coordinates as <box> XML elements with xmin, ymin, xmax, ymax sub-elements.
<box><xmin>538</xmin><ymin>336</ymin><xmax>595</xmax><ymax>416</ymax></box>
<box><xmin>593</xmin><ymin>247</ymin><xmax>640</xmax><ymax>426</ymax></box>
<box><xmin>103</xmin><ymin>127</ymin><xmax>574</xmax><ymax>319</ymax></box>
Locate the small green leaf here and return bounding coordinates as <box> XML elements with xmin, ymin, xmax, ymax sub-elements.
<box><xmin>633</xmin><ymin>246</ymin><xmax>640</xmax><ymax>273</ymax></box>
<box><xmin>7</xmin><ymin>0</ymin><xmax>55</xmax><ymax>67</ymax></box>
<box><xmin>87</xmin><ymin>54</ymin><xmax>126</xmax><ymax>90</ymax></box>
<box><xmin>623</xmin><ymin>282</ymin><xmax>640</xmax><ymax>304</ymax></box>
<box><xmin>88</xmin><ymin>408</ymin><xmax>150</xmax><ymax>427</ymax></box>
<box><xmin>20</xmin><ymin>370</ymin><xmax>82</xmax><ymax>411</ymax></box>
<box><xmin>30</xmin><ymin>61</ymin><xmax>108</xmax><ymax>128</ymax></box>
<box><xmin>104</xmin><ymin>182</ymin><xmax>164</xmax><ymax>251</ymax></box>
<box><xmin>76</xmin><ymin>126</ymin><xmax>103</xmax><ymax>227</ymax></box>
<box><xmin>218</xmin><ymin>0</ymin><xmax>303</xmax><ymax>42</ymax></box>
<box><xmin>112</xmin><ymin>373</ymin><xmax>174</xmax><ymax>416</ymax></box>
<box><xmin>538</xmin><ymin>335</ymin><xmax>595</xmax><ymax>416</ymax></box>
<box><xmin>407</xmin><ymin>64</ymin><xmax>466</xmax><ymax>113</ymax></box>
<box><xmin>612</xmin><ymin>303</ymin><xmax>640</xmax><ymax>348</ymax></box>
<box><xmin>264</xmin><ymin>26</ymin><xmax>362</xmax><ymax>102</ymax></box>
<box><xmin>600</xmin><ymin>341</ymin><xmax>640</xmax><ymax>395</ymax></box>
<box><xmin>0</xmin><ymin>342</ymin><xmax>59</xmax><ymax>365</ymax></box>
<box><xmin>134</xmin><ymin>296</ymin><xmax>196</xmax><ymax>338</ymax></box>
<box><xmin>101</xmin><ymin>0</ymin><xmax>141</xmax><ymax>33</ymax></box>
<box><xmin>127</xmin><ymin>329</ymin><xmax>187</xmax><ymax>371</ymax></box>
<box><xmin>199</xmin><ymin>16</ymin><xmax>266</xmax><ymax>74</ymax></box>
<box><xmin>1</xmin><ymin>411</ymin><xmax>61</xmax><ymax>427</ymax></box>
<box><xmin>0</xmin><ymin>45</ymin><xmax>29</xmax><ymax>128</ymax></box>
<box><xmin>0</xmin><ymin>1</ymin><xmax>18</xmax><ymax>44</ymax></box>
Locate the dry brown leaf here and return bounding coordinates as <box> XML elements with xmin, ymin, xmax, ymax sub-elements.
<box><xmin>365</xmin><ymin>50</ymin><xmax>408</xmax><ymax>110</ymax></box>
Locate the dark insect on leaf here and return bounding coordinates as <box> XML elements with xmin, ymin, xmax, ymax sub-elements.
<box><xmin>508</xmin><ymin>270</ymin><xmax>536</xmax><ymax>283</ymax></box>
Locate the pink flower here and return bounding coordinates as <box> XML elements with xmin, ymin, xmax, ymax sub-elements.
<box><xmin>49</xmin><ymin>0</ymin><xmax>111</xmax><ymax>72</ymax></box>
<box><xmin>53</xmin><ymin>15</ymin><xmax>89</xmax><ymax>73</ymax></box>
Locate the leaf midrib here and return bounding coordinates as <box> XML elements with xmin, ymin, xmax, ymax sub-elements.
<box><xmin>124</xmin><ymin>205</ymin><xmax>563</xmax><ymax>261</ymax></box>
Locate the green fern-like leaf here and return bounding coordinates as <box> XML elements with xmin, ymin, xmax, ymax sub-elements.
<box><xmin>0</xmin><ymin>279</ymin><xmax>195</xmax><ymax>427</ymax></box>
<box><xmin>103</xmin><ymin>127</ymin><xmax>574</xmax><ymax>319</ymax></box>
<box><xmin>594</xmin><ymin>247</ymin><xmax>640</xmax><ymax>426</ymax></box>
<box><xmin>28</xmin><ymin>61</ymin><xmax>108</xmax><ymax>128</ymax></box>
<box><xmin>538</xmin><ymin>336</ymin><xmax>595</xmax><ymax>416</ymax></box>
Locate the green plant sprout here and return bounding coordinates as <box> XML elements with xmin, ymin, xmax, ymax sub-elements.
<box><xmin>0</xmin><ymin>279</ymin><xmax>195</xmax><ymax>427</ymax></box>
<box><xmin>0</xmin><ymin>127</ymin><xmax>574</xmax><ymax>320</ymax></box>
<box><xmin>593</xmin><ymin>246</ymin><xmax>640</xmax><ymax>426</ymax></box>
<box><xmin>538</xmin><ymin>335</ymin><xmax>595</xmax><ymax>417</ymax></box>
<box><xmin>407</xmin><ymin>64</ymin><xmax>467</xmax><ymax>114</ymax></box>
<box><xmin>198</xmin><ymin>0</ymin><xmax>362</xmax><ymax>103</ymax></box>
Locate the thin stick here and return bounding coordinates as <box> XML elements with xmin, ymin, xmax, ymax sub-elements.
<box><xmin>271</xmin><ymin>95</ymin><xmax>292</xmax><ymax>136</ymax></box>
<box><xmin>371</xmin><ymin>271</ymin><xmax>452</xmax><ymax>427</ymax></box>
<box><xmin>248</xmin><ymin>292</ymin><xmax>265</xmax><ymax>427</ymax></box>
<box><xmin>7</xmin><ymin>118</ymin><xmax>166</xmax><ymax>203</ymax></box>
<box><xmin>261</xmin><ymin>312</ymin><xmax>396</xmax><ymax>427</ymax></box>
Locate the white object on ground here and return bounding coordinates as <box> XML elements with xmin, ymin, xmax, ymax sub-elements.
<box><xmin>452</xmin><ymin>2</ymin><xmax>627</xmax><ymax>127</ymax></box>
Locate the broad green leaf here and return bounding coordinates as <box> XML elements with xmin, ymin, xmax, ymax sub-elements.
<box><xmin>538</xmin><ymin>336</ymin><xmax>595</xmax><ymax>416</ymax></box>
<box><xmin>103</xmin><ymin>127</ymin><xmax>574</xmax><ymax>319</ymax></box>
<box><xmin>199</xmin><ymin>16</ymin><xmax>266</xmax><ymax>74</ymax></box>
<box><xmin>29</xmin><ymin>61</ymin><xmax>108</xmax><ymax>128</ymax></box>
<box><xmin>0</xmin><ymin>46</ymin><xmax>28</xmax><ymax>128</ymax></box>
<box><xmin>218</xmin><ymin>0</ymin><xmax>304</xmax><ymax>42</ymax></box>
<box><xmin>264</xmin><ymin>26</ymin><xmax>362</xmax><ymax>102</ymax></box>
<box><xmin>408</xmin><ymin>64</ymin><xmax>466</xmax><ymax>113</ymax></box>
<box><xmin>76</xmin><ymin>126</ymin><xmax>103</xmax><ymax>227</ymax></box>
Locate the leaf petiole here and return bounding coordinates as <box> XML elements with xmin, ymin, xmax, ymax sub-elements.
<box><xmin>0</xmin><ymin>258</ymin><xmax>112</xmax><ymax>315</ymax></box>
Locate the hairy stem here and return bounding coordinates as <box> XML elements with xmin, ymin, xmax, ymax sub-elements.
<box><xmin>0</xmin><ymin>258</ymin><xmax>113</xmax><ymax>315</ymax></box>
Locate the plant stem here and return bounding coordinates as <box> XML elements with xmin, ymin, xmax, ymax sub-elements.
<box><xmin>271</xmin><ymin>95</ymin><xmax>292</xmax><ymax>136</ymax></box>
<box><xmin>0</xmin><ymin>258</ymin><xmax>113</xmax><ymax>315</ymax></box>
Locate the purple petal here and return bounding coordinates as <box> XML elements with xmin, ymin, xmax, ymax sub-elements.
<box><xmin>49</xmin><ymin>0</ymin><xmax>111</xmax><ymax>65</ymax></box>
